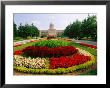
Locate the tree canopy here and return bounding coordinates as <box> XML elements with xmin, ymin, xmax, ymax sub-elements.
<box><xmin>63</xmin><ymin>15</ymin><xmax>97</xmax><ymax>41</ymax></box>
<box><xmin>14</xmin><ymin>23</ymin><xmax>39</xmax><ymax>38</ymax></box>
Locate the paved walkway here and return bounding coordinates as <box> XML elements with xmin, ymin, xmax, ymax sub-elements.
<box><xmin>73</xmin><ymin>39</ymin><xmax>97</xmax><ymax>46</ymax></box>
<box><xmin>14</xmin><ymin>40</ymin><xmax>30</xmax><ymax>45</ymax></box>
<box><xmin>14</xmin><ymin>39</ymin><xmax>38</xmax><ymax>46</ymax></box>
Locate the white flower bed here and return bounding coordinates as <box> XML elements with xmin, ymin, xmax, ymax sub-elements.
<box><xmin>14</xmin><ymin>55</ymin><xmax>47</xmax><ymax>69</ymax></box>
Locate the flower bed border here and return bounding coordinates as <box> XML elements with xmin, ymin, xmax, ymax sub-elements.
<box><xmin>79</xmin><ymin>43</ymin><xmax>97</xmax><ymax>49</ymax></box>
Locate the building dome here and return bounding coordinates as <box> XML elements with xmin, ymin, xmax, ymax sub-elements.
<box><xmin>48</xmin><ymin>22</ymin><xmax>56</xmax><ymax>37</ymax></box>
<box><xmin>49</xmin><ymin>22</ymin><xmax>54</xmax><ymax>29</ymax></box>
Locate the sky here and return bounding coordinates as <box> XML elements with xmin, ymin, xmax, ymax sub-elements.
<box><xmin>14</xmin><ymin>13</ymin><xmax>96</xmax><ymax>30</ymax></box>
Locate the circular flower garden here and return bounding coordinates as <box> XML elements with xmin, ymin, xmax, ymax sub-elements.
<box><xmin>14</xmin><ymin>39</ymin><xmax>97</xmax><ymax>75</ymax></box>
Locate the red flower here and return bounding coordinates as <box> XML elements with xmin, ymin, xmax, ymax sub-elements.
<box><xmin>30</xmin><ymin>40</ymin><xmax>37</xmax><ymax>42</ymax></box>
<box><xmin>50</xmin><ymin>54</ymin><xmax>91</xmax><ymax>69</ymax></box>
<box><xmin>80</xmin><ymin>43</ymin><xmax>97</xmax><ymax>49</ymax></box>
<box><xmin>14</xmin><ymin>50</ymin><xmax>23</xmax><ymax>55</ymax></box>
<box><xmin>22</xmin><ymin>46</ymin><xmax>78</xmax><ymax>58</ymax></box>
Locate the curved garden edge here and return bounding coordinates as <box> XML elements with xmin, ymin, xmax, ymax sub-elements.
<box><xmin>14</xmin><ymin>52</ymin><xmax>96</xmax><ymax>75</ymax></box>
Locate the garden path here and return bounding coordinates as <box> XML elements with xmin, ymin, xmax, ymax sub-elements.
<box><xmin>73</xmin><ymin>39</ymin><xmax>97</xmax><ymax>46</ymax></box>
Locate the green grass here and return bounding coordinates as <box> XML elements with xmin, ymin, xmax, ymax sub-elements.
<box><xmin>14</xmin><ymin>42</ymin><xmax>35</xmax><ymax>51</ymax></box>
<box><xmin>14</xmin><ymin>39</ymin><xmax>24</xmax><ymax>42</ymax></box>
<box><xmin>80</xmin><ymin>69</ymin><xmax>97</xmax><ymax>75</ymax></box>
<box><xmin>70</xmin><ymin>42</ymin><xmax>97</xmax><ymax>56</ymax></box>
<box><xmin>14</xmin><ymin>37</ymin><xmax>24</xmax><ymax>42</ymax></box>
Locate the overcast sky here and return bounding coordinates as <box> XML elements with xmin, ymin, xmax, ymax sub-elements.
<box><xmin>14</xmin><ymin>13</ymin><xmax>96</xmax><ymax>30</ymax></box>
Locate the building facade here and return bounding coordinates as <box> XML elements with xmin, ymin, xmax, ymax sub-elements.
<box><xmin>40</xmin><ymin>23</ymin><xmax>64</xmax><ymax>37</ymax></box>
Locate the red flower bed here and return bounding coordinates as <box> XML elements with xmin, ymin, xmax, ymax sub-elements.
<box><xmin>14</xmin><ymin>50</ymin><xmax>23</xmax><ymax>55</ymax></box>
<box><xmin>22</xmin><ymin>46</ymin><xmax>78</xmax><ymax>58</ymax></box>
<box><xmin>80</xmin><ymin>43</ymin><xmax>97</xmax><ymax>49</ymax></box>
<box><xmin>30</xmin><ymin>40</ymin><xmax>37</xmax><ymax>42</ymax></box>
<box><xmin>50</xmin><ymin>54</ymin><xmax>91</xmax><ymax>69</ymax></box>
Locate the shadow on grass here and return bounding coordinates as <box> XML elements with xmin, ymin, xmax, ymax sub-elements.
<box><xmin>80</xmin><ymin>69</ymin><xmax>97</xmax><ymax>75</ymax></box>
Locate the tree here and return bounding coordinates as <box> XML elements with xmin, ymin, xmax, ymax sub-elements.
<box><xmin>18</xmin><ymin>23</ymin><xmax>39</xmax><ymax>38</ymax></box>
<box><xmin>81</xmin><ymin>15</ymin><xmax>97</xmax><ymax>40</ymax></box>
<box><xmin>63</xmin><ymin>23</ymin><xmax>72</xmax><ymax>38</ymax></box>
<box><xmin>30</xmin><ymin>23</ymin><xmax>39</xmax><ymax>37</ymax></box>
<box><xmin>63</xmin><ymin>15</ymin><xmax>97</xmax><ymax>41</ymax></box>
<box><xmin>13</xmin><ymin>22</ymin><xmax>18</xmax><ymax>37</ymax></box>
<box><xmin>70</xmin><ymin>20</ymin><xmax>82</xmax><ymax>39</ymax></box>
<box><xmin>63</xmin><ymin>20</ymin><xmax>82</xmax><ymax>39</ymax></box>
<box><xmin>18</xmin><ymin>23</ymin><xmax>27</xmax><ymax>38</ymax></box>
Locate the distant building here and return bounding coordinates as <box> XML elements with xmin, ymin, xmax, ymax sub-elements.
<box><xmin>39</xmin><ymin>30</ymin><xmax>48</xmax><ymax>37</ymax></box>
<box><xmin>40</xmin><ymin>23</ymin><xmax>64</xmax><ymax>37</ymax></box>
<box><xmin>48</xmin><ymin>23</ymin><xmax>57</xmax><ymax>37</ymax></box>
<box><xmin>56</xmin><ymin>30</ymin><xmax>64</xmax><ymax>37</ymax></box>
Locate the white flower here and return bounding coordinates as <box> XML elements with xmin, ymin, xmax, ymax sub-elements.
<box><xmin>14</xmin><ymin>55</ymin><xmax>47</xmax><ymax>69</ymax></box>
